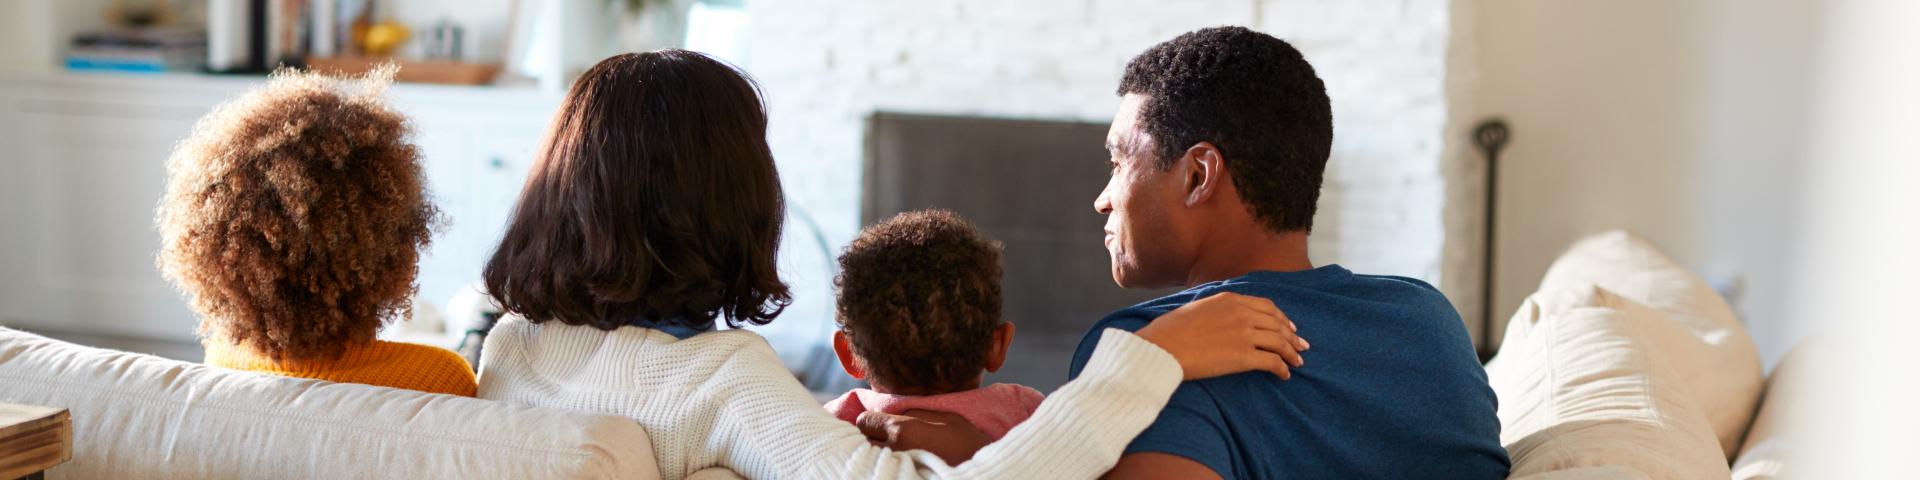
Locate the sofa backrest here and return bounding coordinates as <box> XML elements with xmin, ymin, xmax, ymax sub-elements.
<box><xmin>0</xmin><ymin>327</ymin><xmax>659</xmax><ymax>479</ymax></box>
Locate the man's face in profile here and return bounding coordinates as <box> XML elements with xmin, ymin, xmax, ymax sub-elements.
<box><xmin>1096</xmin><ymin>94</ymin><xmax>1190</xmax><ymax>289</ymax></box>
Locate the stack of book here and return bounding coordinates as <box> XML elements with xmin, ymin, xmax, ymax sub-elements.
<box><xmin>66</xmin><ymin>28</ymin><xmax>208</xmax><ymax>73</ymax></box>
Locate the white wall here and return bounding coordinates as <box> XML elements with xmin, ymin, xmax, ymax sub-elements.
<box><xmin>746</xmin><ymin>0</ymin><xmax>1465</xmax><ymax>333</ymax></box>
<box><xmin>1</xmin><ymin>0</ymin><xmax>1472</xmax><ymax>365</ymax></box>
<box><xmin>1789</xmin><ymin>0</ymin><xmax>1920</xmax><ymax>363</ymax></box>
<box><xmin>0</xmin><ymin>2</ymin><xmax>47</xmax><ymax>70</ymax></box>
<box><xmin>0</xmin><ymin>1</ymin><xmax>87</xmax><ymax>72</ymax></box>
<box><xmin>1465</xmin><ymin>0</ymin><xmax>1819</xmax><ymax>366</ymax></box>
<box><xmin>1786</xmin><ymin>0</ymin><xmax>1920</xmax><ymax>473</ymax></box>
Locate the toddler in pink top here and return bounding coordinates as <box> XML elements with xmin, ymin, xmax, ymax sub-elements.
<box><xmin>823</xmin><ymin>210</ymin><xmax>1043</xmax><ymax>440</ymax></box>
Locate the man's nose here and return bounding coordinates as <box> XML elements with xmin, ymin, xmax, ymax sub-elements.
<box><xmin>1094</xmin><ymin>189</ymin><xmax>1113</xmax><ymax>215</ymax></box>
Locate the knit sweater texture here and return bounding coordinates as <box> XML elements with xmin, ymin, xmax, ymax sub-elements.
<box><xmin>477</xmin><ymin>317</ymin><xmax>1183</xmax><ymax>479</ymax></box>
<box><xmin>204</xmin><ymin>339</ymin><xmax>478</xmax><ymax>396</ymax></box>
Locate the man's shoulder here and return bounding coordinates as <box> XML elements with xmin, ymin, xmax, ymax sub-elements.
<box><xmin>1085</xmin><ymin>290</ymin><xmax>1199</xmax><ymax>335</ymax></box>
<box><xmin>1351</xmin><ymin>274</ymin><xmax>1450</xmax><ymax>304</ymax></box>
<box><xmin>1214</xmin><ymin>271</ymin><xmax>1460</xmax><ymax>321</ymax></box>
<box><xmin>1068</xmin><ymin>295</ymin><xmax>1193</xmax><ymax>378</ymax></box>
<box><xmin>1342</xmin><ymin>274</ymin><xmax>1465</xmax><ymax>326</ymax></box>
<box><xmin>1357</xmin><ymin>273</ymin><xmax>1440</xmax><ymax>292</ymax></box>
<box><xmin>1090</xmin><ymin>306</ymin><xmax>1161</xmax><ymax>333</ymax></box>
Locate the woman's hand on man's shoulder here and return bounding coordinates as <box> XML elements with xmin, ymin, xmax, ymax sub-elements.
<box><xmin>1136</xmin><ymin>292</ymin><xmax>1310</xmax><ymax>381</ymax></box>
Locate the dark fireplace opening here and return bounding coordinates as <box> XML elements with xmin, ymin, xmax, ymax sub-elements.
<box><xmin>862</xmin><ymin>112</ymin><xmax>1179</xmax><ymax>393</ymax></box>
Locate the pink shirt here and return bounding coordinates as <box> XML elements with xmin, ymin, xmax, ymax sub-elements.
<box><xmin>823</xmin><ymin>383</ymin><xmax>1047</xmax><ymax>440</ymax></box>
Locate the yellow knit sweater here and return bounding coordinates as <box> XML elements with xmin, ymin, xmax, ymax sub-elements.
<box><xmin>203</xmin><ymin>339</ymin><xmax>477</xmax><ymax>397</ymax></box>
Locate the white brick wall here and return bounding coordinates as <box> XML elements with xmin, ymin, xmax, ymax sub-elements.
<box><xmin>745</xmin><ymin>0</ymin><xmax>1466</xmax><ymax>331</ymax></box>
<box><xmin>1442</xmin><ymin>0</ymin><xmax>1491</xmax><ymax>338</ymax></box>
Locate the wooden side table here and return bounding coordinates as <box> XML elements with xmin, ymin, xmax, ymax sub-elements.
<box><xmin>0</xmin><ymin>404</ymin><xmax>70</xmax><ymax>480</ymax></box>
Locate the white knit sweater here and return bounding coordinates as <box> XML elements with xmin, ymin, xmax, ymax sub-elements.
<box><xmin>476</xmin><ymin>317</ymin><xmax>1182</xmax><ymax>479</ymax></box>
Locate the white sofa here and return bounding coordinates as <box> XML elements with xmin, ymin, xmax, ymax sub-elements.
<box><xmin>0</xmin><ymin>230</ymin><xmax>1786</xmax><ymax>478</ymax></box>
<box><xmin>0</xmin><ymin>327</ymin><xmax>664</xmax><ymax>478</ymax></box>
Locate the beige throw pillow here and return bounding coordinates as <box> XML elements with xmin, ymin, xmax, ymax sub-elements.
<box><xmin>1535</xmin><ymin>230</ymin><xmax>1764</xmax><ymax>459</ymax></box>
<box><xmin>1488</xmin><ymin>285</ymin><xmax>1729</xmax><ymax>479</ymax></box>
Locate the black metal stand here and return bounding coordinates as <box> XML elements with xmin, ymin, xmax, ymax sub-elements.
<box><xmin>1473</xmin><ymin>119</ymin><xmax>1510</xmax><ymax>363</ymax></box>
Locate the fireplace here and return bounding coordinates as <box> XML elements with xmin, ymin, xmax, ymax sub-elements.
<box><xmin>862</xmin><ymin>112</ymin><xmax>1179</xmax><ymax>392</ymax></box>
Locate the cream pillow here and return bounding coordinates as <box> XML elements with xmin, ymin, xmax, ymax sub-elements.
<box><xmin>1487</xmin><ymin>285</ymin><xmax>1729</xmax><ymax>478</ymax></box>
<box><xmin>1730</xmin><ymin>338</ymin><xmax>1825</xmax><ymax>480</ymax></box>
<box><xmin>1535</xmin><ymin>230</ymin><xmax>1764</xmax><ymax>459</ymax></box>
<box><xmin>1730</xmin><ymin>382</ymin><xmax>1787</xmax><ymax>479</ymax></box>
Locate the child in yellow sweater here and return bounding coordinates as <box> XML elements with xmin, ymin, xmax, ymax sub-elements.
<box><xmin>156</xmin><ymin>68</ymin><xmax>475</xmax><ymax>396</ymax></box>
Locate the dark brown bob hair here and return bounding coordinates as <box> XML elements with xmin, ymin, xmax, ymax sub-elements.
<box><xmin>483</xmin><ymin>50</ymin><xmax>790</xmax><ymax>330</ymax></box>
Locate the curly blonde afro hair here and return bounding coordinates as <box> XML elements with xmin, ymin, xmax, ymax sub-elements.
<box><xmin>157</xmin><ymin>67</ymin><xmax>440</xmax><ymax>362</ymax></box>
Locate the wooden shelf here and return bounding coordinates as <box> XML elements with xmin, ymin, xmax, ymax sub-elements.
<box><xmin>306</xmin><ymin>56</ymin><xmax>503</xmax><ymax>86</ymax></box>
<box><xmin>0</xmin><ymin>71</ymin><xmax>561</xmax><ymax>113</ymax></box>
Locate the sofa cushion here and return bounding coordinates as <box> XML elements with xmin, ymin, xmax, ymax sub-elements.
<box><xmin>1486</xmin><ymin>285</ymin><xmax>1729</xmax><ymax>479</ymax></box>
<box><xmin>1535</xmin><ymin>230</ymin><xmax>1764</xmax><ymax>459</ymax></box>
<box><xmin>1730</xmin><ymin>337</ymin><xmax>1823</xmax><ymax>480</ymax></box>
<box><xmin>0</xmin><ymin>327</ymin><xmax>658</xmax><ymax>479</ymax></box>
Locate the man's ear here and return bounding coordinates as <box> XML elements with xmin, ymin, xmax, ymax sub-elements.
<box><xmin>833</xmin><ymin>330</ymin><xmax>866</xmax><ymax>380</ymax></box>
<box><xmin>1182</xmin><ymin>142</ymin><xmax>1226</xmax><ymax>207</ymax></box>
<box><xmin>984</xmin><ymin>322</ymin><xmax>1017</xmax><ymax>373</ymax></box>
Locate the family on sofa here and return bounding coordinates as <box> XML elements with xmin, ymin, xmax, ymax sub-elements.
<box><xmin>142</xmin><ymin>26</ymin><xmax>1510</xmax><ymax>478</ymax></box>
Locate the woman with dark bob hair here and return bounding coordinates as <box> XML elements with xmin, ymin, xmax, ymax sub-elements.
<box><xmin>476</xmin><ymin>50</ymin><xmax>1303</xmax><ymax>478</ymax></box>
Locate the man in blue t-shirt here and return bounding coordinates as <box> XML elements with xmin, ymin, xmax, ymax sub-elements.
<box><xmin>1072</xmin><ymin>27</ymin><xmax>1511</xmax><ymax>479</ymax></box>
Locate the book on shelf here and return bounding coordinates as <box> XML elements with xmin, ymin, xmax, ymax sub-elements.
<box><xmin>207</xmin><ymin>0</ymin><xmax>358</xmax><ymax>73</ymax></box>
<box><xmin>66</xmin><ymin>27</ymin><xmax>208</xmax><ymax>73</ymax></box>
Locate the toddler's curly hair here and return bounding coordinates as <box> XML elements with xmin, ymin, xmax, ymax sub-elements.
<box><xmin>835</xmin><ymin>210</ymin><xmax>1003</xmax><ymax>393</ymax></box>
<box><xmin>156</xmin><ymin>66</ymin><xmax>440</xmax><ymax>362</ymax></box>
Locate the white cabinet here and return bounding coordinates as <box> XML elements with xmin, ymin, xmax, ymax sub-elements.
<box><xmin>8</xmin><ymin>101</ymin><xmax>204</xmax><ymax>339</ymax></box>
<box><xmin>408</xmin><ymin>123</ymin><xmax>479</xmax><ymax>326</ymax></box>
<box><xmin>409</xmin><ymin>117</ymin><xmax>551</xmax><ymax>323</ymax></box>
<box><xmin>0</xmin><ymin>71</ymin><xmax>561</xmax><ymax>342</ymax></box>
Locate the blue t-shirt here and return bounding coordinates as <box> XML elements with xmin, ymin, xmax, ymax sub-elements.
<box><xmin>1069</xmin><ymin>265</ymin><xmax>1510</xmax><ymax>479</ymax></box>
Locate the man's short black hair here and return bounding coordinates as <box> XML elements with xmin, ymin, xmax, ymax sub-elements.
<box><xmin>1119</xmin><ymin>26</ymin><xmax>1333</xmax><ymax>233</ymax></box>
<box><xmin>835</xmin><ymin>210</ymin><xmax>1003</xmax><ymax>393</ymax></box>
